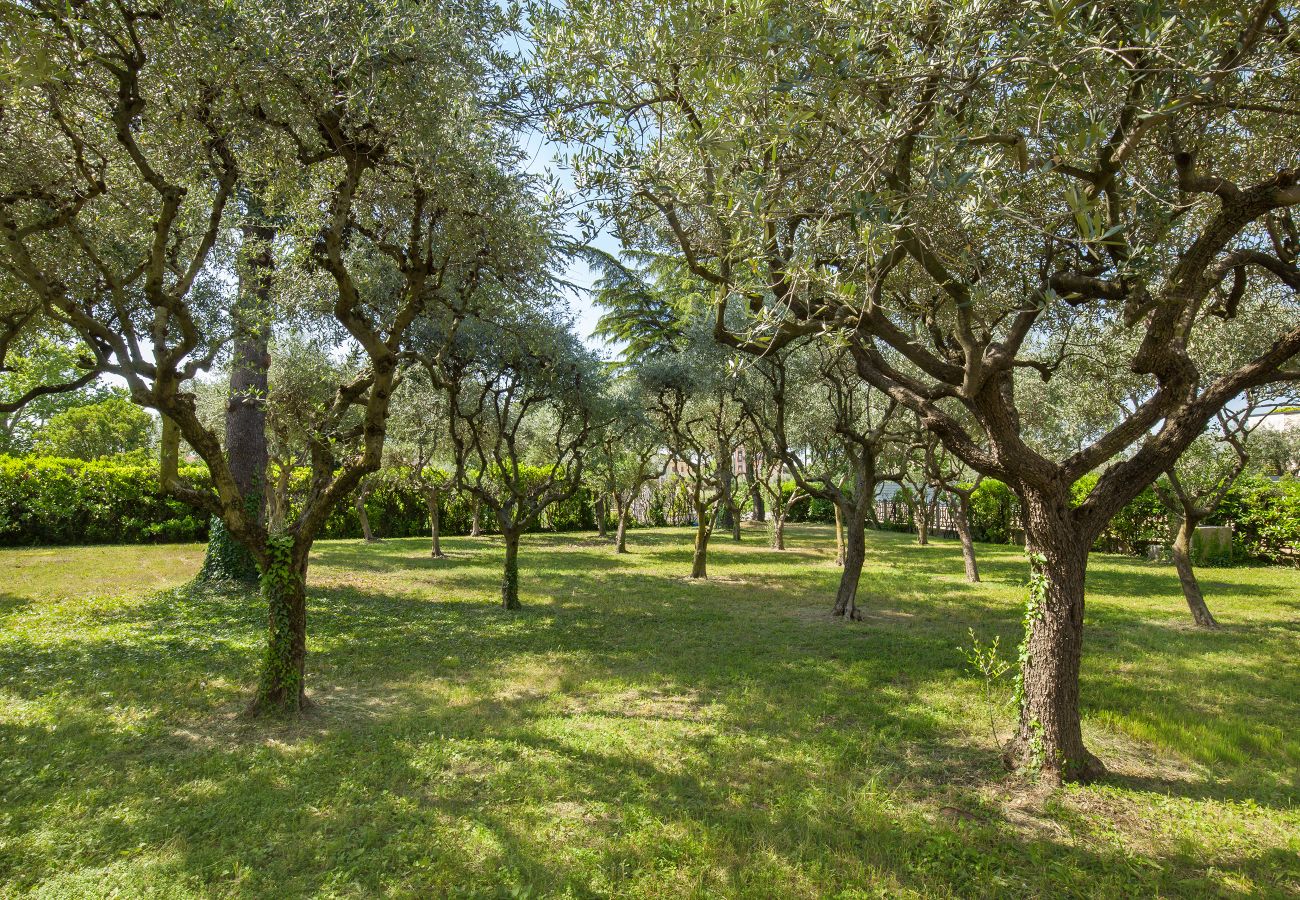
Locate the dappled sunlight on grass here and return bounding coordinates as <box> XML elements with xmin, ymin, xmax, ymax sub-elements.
<box><xmin>1</xmin><ymin>525</ymin><xmax>1297</xmax><ymax>896</ymax></box>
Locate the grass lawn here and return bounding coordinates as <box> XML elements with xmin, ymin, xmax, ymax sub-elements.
<box><xmin>1</xmin><ymin>525</ymin><xmax>1297</xmax><ymax>898</ymax></box>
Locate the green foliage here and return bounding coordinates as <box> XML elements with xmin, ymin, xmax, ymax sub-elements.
<box><xmin>0</xmin><ymin>455</ymin><xmax>208</xmax><ymax>545</ymax></box>
<box><xmin>1072</xmin><ymin>474</ymin><xmax>1166</xmax><ymax>555</ymax></box>
<box><xmin>965</xmin><ymin>477</ymin><xmax>1168</xmax><ymax>556</ymax></box>
<box><xmin>967</xmin><ymin>480</ymin><xmax>1021</xmax><ymax>545</ymax></box>
<box><xmin>960</xmin><ymin>628</ymin><xmax>1012</xmax><ymax>749</ymax></box>
<box><xmin>31</xmin><ymin>396</ymin><xmax>154</xmax><ymax>461</ymax></box>
<box><xmin>0</xmin><ymin>457</ymin><xmax>607</xmax><ymax>546</ymax></box>
<box><xmin>198</xmin><ymin>484</ymin><xmax>264</xmax><ymax>584</ymax></box>
<box><xmin>1214</xmin><ymin>475</ymin><xmax>1300</xmax><ymax>566</ymax></box>
<box><xmin>778</xmin><ymin>483</ymin><xmax>834</xmax><ymax>524</ymax></box>
<box><xmin>256</xmin><ymin>533</ymin><xmax>303</xmax><ymax>711</ymax></box>
<box><xmin>0</xmin><ymin>332</ymin><xmax>111</xmax><ymax>455</ymax></box>
<box><xmin>198</xmin><ymin>517</ymin><xmax>262</xmax><ymax>583</ymax></box>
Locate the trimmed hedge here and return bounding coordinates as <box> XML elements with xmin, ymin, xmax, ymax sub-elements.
<box><xmin>0</xmin><ymin>455</ymin><xmax>599</xmax><ymax>546</ymax></box>
<box><xmin>1212</xmin><ymin>475</ymin><xmax>1300</xmax><ymax>566</ymax></box>
<box><xmin>0</xmin><ymin>455</ymin><xmax>210</xmax><ymax>545</ymax></box>
<box><xmin>4</xmin><ymin>454</ymin><xmax>1296</xmax><ymax>563</ymax></box>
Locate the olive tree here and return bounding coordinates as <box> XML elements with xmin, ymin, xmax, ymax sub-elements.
<box><xmin>743</xmin><ymin>340</ymin><xmax>905</xmax><ymax>619</ymax></box>
<box><xmin>385</xmin><ymin>369</ymin><xmax>454</xmax><ymax>558</ymax></box>
<box><xmin>435</xmin><ymin>313</ymin><xmax>601</xmax><ymax>609</ymax></box>
<box><xmin>589</xmin><ymin>378</ymin><xmax>666</xmax><ymax>553</ymax></box>
<box><xmin>0</xmin><ymin>0</ymin><xmax>539</xmax><ymax>712</ymax></box>
<box><xmin>1155</xmin><ymin>396</ymin><xmax>1275</xmax><ymax>627</ymax></box>
<box><xmin>638</xmin><ymin>329</ymin><xmax>749</xmax><ymax>578</ymax></box>
<box><xmin>538</xmin><ymin>0</ymin><xmax>1300</xmax><ymax>781</ymax></box>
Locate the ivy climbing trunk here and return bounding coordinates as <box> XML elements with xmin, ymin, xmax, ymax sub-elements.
<box><xmin>253</xmin><ymin>537</ymin><xmax>308</xmax><ymax>714</ymax></box>
<box><xmin>952</xmin><ymin>496</ymin><xmax>980</xmax><ymax>582</ymax></box>
<box><xmin>1171</xmin><ymin>515</ymin><xmax>1218</xmax><ymax>627</ymax></box>
<box><xmin>200</xmin><ymin>215</ymin><xmax>271</xmax><ymax>584</ymax></box>
<box><xmin>1006</xmin><ymin>489</ymin><xmax>1104</xmax><ymax>784</ymax></box>
<box><xmin>428</xmin><ymin>488</ymin><xmax>445</xmax><ymax>558</ymax></box>
<box><xmin>502</xmin><ymin>529</ymin><xmax>521</xmax><ymax>609</ymax></box>
<box><xmin>832</xmin><ymin>504</ymin><xmax>866</xmax><ymax>620</ymax></box>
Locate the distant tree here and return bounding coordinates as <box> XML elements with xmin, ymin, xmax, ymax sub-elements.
<box><xmin>744</xmin><ymin>342</ymin><xmax>905</xmax><ymax>619</ymax></box>
<box><xmin>1155</xmin><ymin>397</ymin><xmax>1273</xmax><ymax>627</ymax></box>
<box><xmin>0</xmin><ymin>0</ymin><xmax>542</xmax><ymax>713</ymax></box>
<box><xmin>639</xmin><ymin>331</ymin><xmax>748</xmax><ymax>579</ymax></box>
<box><xmin>386</xmin><ymin>369</ymin><xmax>453</xmax><ymax>558</ymax></box>
<box><xmin>33</xmin><ymin>394</ymin><xmax>154</xmax><ymax>460</ymax></box>
<box><xmin>589</xmin><ymin>378</ymin><xmax>665</xmax><ymax>553</ymax></box>
<box><xmin>0</xmin><ymin>330</ymin><xmax>110</xmax><ymax>455</ymax></box>
<box><xmin>436</xmin><ymin>314</ymin><xmax>600</xmax><ymax>609</ymax></box>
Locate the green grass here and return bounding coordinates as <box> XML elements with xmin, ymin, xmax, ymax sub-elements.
<box><xmin>1</xmin><ymin>526</ymin><xmax>1297</xmax><ymax>898</ymax></box>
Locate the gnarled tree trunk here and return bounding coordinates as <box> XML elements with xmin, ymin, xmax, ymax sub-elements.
<box><xmin>916</xmin><ymin>494</ymin><xmax>930</xmax><ymax>546</ymax></box>
<box><xmin>428</xmin><ymin>487</ymin><xmax>445</xmax><ymax>558</ymax></box>
<box><xmin>832</xmin><ymin>503</ymin><xmax>866</xmax><ymax>620</ymax></box>
<box><xmin>595</xmin><ymin>495</ymin><xmax>608</xmax><ymax>539</ymax></box>
<box><xmin>470</xmin><ymin>496</ymin><xmax>482</xmax><ymax>536</ymax></box>
<box><xmin>747</xmin><ymin>454</ymin><xmax>765</xmax><ymax>522</ymax></box>
<box><xmin>356</xmin><ymin>488</ymin><xmax>378</xmax><ymax>543</ymax></box>
<box><xmin>690</xmin><ymin>504</ymin><xmax>711</xmax><ymax>578</ymax></box>
<box><xmin>502</xmin><ymin>529</ymin><xmax>521</xmax><ymax>609</ymax></box>
<box><xmin>253</xmin><ymin>539</ymin><xmax>309</xmax><ymax>714</ymax></box>
<box><xmin>952</xmin><ymin>496</ymin><xmax>980</xmax><ymax>582</ymax></box>
<box><xmin>1004</xmin><ymin>489</ymin><xmax>1104</xmax><ymax>784</ymax></box>
<box><xmin>268</xmin><ymin>462</ymin><xmax>292</xmax><ymax>532</ymax></box>
<box><xmin>1171</xmin><ymin>515</ymin><xmax>1218</xmax><ymax>627</ymax></box>
<box><xmin>614</xmin><ymin>500</ymin><xmax>629</xmax><ymax>553</ymax></box>
<box><xmin>772</xmin><ymin>510</ymin><xmax>787</xmax><ymax>550</ymax></box>
<box><xmin>833</xmin><ymin>504</ymin><xmax>845</xmax><ymax>565</ymax></box>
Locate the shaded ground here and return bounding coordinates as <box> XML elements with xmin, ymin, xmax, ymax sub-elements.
<box><xmin>1</xmin><ymin>526</ymin><xmax>1296</xmax><ymax>897</ymax></box>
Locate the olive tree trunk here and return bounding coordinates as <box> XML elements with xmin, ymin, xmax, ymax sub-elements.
<box><xmin>952</xmin><ymin>497</ymin><xmax>980</xmax><ymax>583</ymax></box>
<box><xmin>253</xmin><ymin>539</ymin><xmax>309</xmax><ymax>714</ymax></box>
<box><xmin>502</xmin><ymin>529</ymin><xmax>522</xmax><ymax>609</ymax></box>
<box><xmin>1171</xmin><ymin>515</ymin><xmax>1219</xmax><ymax>627</ymax></box>
<box><xmin>771</xmin><ymin>510</ymin><xmax>787</xmax><ymax>550</ymax></box>
<box><xmin>470</xmin><ymin>496</ymin><xmax>482</xmax><ymax>536</ymax></box>
<box><xmin>690</xmin><ymin>504</ymin><xmax>711</xmax><ymax>578</ymax></box>
<box><xmin>831</xmin><ymin>503</ymin><xmax>866</xmax><ymax>620</ymax></box>
<box><xmin>428</xmin><ymin>488</ymin><xmax>445</xmax><ymax>558</ymax></box>
<box><xmin>356</xmin><ymin>490</ymin><xmax>378</xmax><ymax>543</ymax></box>
<box><xmin>595</xmin><ymin>495</ymin><xmax>608</xmax><ymax>539</ymax></box>
<box><xmin>747</xmin><ymin>455</ymin><xmax>765</xmax><ymax>523</ymax></box>
<box><xmin>1004</xmin><ymin>490</ymin><xmax>1105</xmax><ymax>784</ymax></box>
<box><xmin>833</xmin><ymin>504</ymin><xmax>845</xmax><ymax>565</ymax></box>
<box><xmin>916</xmin><ymin>495</ymin><xmax>930</xmax><ymax>546</ymax></box>
<box><xmin>614</xmin><ymin>501</ymin><xmax>629</xmax><ymax>553</ymax></box>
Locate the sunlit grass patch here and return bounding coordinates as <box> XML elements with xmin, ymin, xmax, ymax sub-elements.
<box><xmin>1</xmin><ymin>526</ymin><xmax>1297</xmax><ymax>897</ymax></box>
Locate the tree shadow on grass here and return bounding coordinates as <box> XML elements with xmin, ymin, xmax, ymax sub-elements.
<box><xmin>0</xmin><ymin>592</ymin><xmax>32</xmax><ymax>618</ymax></box>
<box><xmin>4</xmin><ymin>528</ymin><xmax>1299</xmax><ymax>895</ymax></box>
